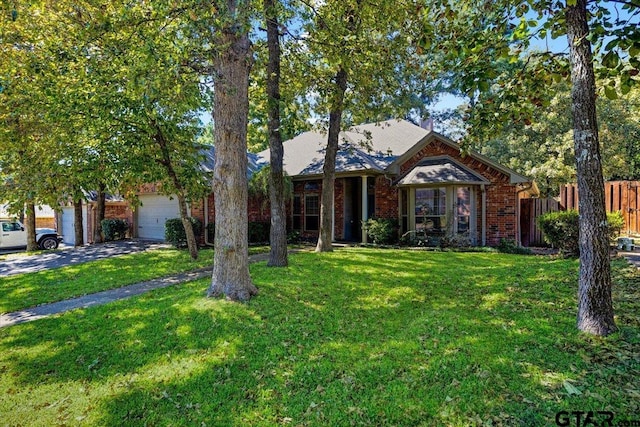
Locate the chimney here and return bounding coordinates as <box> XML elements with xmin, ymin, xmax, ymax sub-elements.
<box><xmin>420</xmin><ymin>118</ymin><xmax>434</xmax><ymax>131</ymax></box>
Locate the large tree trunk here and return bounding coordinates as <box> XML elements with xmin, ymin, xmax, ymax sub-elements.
<box><xmin>93</xmin><ymin>183</ymin><xmax>106</xmax><ymax>243</ymax></box>
<box><xmin>207</xmin><ymin>4</ymin><xmax>257</xmax><ymax>301</ymax></box>
<box><xmin>566</xmin><ymin>0</ymin><xmax>617</xmax><ymax>336</ymax></box>
<box><xmin>25</xmin><ymin>202</ymin><xmax>38</xmax><ymax>251</ymax></box>
<box><xmin>74</xmin><ymin>198</ymin><xmax>84</xmax><ymax>247</ymax></box>
<box><xmin>265</xmin><ymin>0</ymin><xmax>288</xmax><ymax>267</ymax></box>
<box><xmin>316</xmin><ymin>68</ymin><xmax>348</xmax><ymax>252</ymax></box>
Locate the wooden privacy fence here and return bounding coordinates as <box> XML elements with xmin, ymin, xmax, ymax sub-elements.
<box><xmin>520</xmin><ymin>198</ymin><xmax>561</xmax><ymax>246</ymax></box>
<box><xmin>560</xmin><ymin>181</ymin><xmax>640</xmax><ymax>235</ymax></box>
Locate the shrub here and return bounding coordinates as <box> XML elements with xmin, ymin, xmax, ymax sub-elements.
<box><xmin>165</xmin><ymin>217</ymin><xmax>202</xmax><ymax>248</ymax></box>
<box><xmin>537</xmin><ymin>210</ymin><xmax>580</xmax><ymax>257</ymax></box>
<box><xmin>497</xmin><ymin>238</ymin><xmax>532</xmax><ymax>255</ymax></box>
<box><xmin>101</xmin><ymin>219</ymin><xmax>129</xmax><ymax>241</ymax></box>
<box><xmin>607</xmin><ymin>211</ymin><xmax>624</xmax><ymax>240</ymax></box>
<box><xmin>248</xmin><ymin>221</ymin><xmax>270</xmax><ymax>244</ymax></box>
<box><xmin>363</xmin><ymin>217</ymin><xmax>398</xmax><ymax>245</ymax></box>
<box><xmin>287</xmin><ymin>230</ymin><xmax>301</xmax><ymax>244</ymax></box>
<box><xmin>537</xmin><ymin>210</ymin><xmax>624</xmax><ymax>257</ymax></box>
<box><xmin>440</xmin><ymin>233</ymin><xmax>472</xmax><ymax>249</ymax></box>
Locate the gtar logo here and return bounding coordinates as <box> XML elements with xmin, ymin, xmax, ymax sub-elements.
<box><xmin>555</xmin><ymin>411</ymin><xmax>615</xmax><ymax>427</ymax></box>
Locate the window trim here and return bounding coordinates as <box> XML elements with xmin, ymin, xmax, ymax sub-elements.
<box><xmin>304</xmin><ymin>194</ymin><xmax>320</xmax><ymax>232</ymax></box>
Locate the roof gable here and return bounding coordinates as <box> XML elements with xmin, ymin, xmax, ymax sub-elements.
<box><xmin>396</xmin><ymin>156</ymin><xmax>491</xmax><ymax>186</ymax></box>
<box><xmin>387</xmin><ymin>131</ymin><xmax>533</xmax><ymax>186</ymax></box>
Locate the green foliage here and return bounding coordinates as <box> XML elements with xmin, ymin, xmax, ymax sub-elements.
<box><xmin>286</xmin><ymin>229</ymin><xmax>301</xmax><ymax>244</ymax></box>
<box><xmin>440</xmin><ymin>233</ymin><xmax>473</xmax><ymax>249</ymax></box>
<box><xmin>538</xmin><ymin>210</ymin><xmax>627</xmax><ymax>256</ymax></box>
<box><xmin>165</xmin><ymin>217</ymin><xmax>202</xmax><ymax>248</ymax></box>
<box><xmin>607</xmin><ymin>210</ymin><xmax>624</xmax><ymax>239</ymax></box>
<box><xmin>1</xmin><ymin>250</ymin><xmax>638</xmax><ymax>425</ymax></box>
<box><xmin>497</xmin><ymin>238</ymin><xmax>533</xmax><ymax>255</ymax></box>
<box><xmin>363</xmin><ymin>217</ymin><xmax>398</xmax><ymax>244</ymax></box>
<box><xmin>247</xmin><ymin>165</ymin><xmax>293</xmax><ymax>200</ymax></box>
<box><xmin>248</xmin><ymin>221</ymin><xmax>270</xmax><ymax>244</ymax></box>
<box><xmin>537</xmin><ymin>210</ymin><xmax>580</xmax><ymax>257</ymax></box>
<box><xmin>100</xmin><ymin>219</ymin><xmax>129</xmax><ymax>241</ymax></box>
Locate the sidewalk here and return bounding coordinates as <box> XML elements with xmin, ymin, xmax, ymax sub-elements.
<box><xmin>0</xmin><ymin>251</ymin><xmax>278</xmax><ymax>328</ymax></box>
<box><xmin>620</xmin><ymin>248</ymin><xmax>640</xmax><ymax>269</ymax></box>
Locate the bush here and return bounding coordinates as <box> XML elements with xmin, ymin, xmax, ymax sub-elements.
<box><xmin>248</xmin><ymin>221</ymin><xmax>270</xmax><ymax>244</ymax></box>
<box><xmin>101</xmin><ymin>219</ymin><xmax>129</xmax><ymax>241</ymax></box>
<box><xmin>497</xmin><ymin>238</ymin><xmax>532</xmax><ymax>255</ymax></box>
<box><xmin>287</xmin><ymin>230</ymin><xmax>301</xmax><ymax>244</ymax></box>
<box><xmin>363</xmin><ymin>217</ymin><xmax>398</xmax><ymax>245</ymax></box>
<box><xmin>607</xmin><ymin>211</ymin><xmax>624</xmax><ymax>240</ymax></box>
<box><xmin>165</xmin><ymin>217</ymin><xmax>202</xmax><ymax>248</ymax></box>
<box><xmin>440</xmin><ymin>233</ymin><xmax>473</xmax><ymax>249</ymax></box>
<box><xmin>537</xmin><ymin>210</ymin><xmax>624</xmax><ymax>257</ymax></box>
<box><xmin>537</xmin><ymin>210</ymin><xmax>580</xmax><ymax>257</ymax></box>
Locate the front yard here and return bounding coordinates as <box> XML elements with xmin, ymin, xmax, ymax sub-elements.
<box><xmin>0</xmin><ymin>249</ymin><xmax>638</xmax><ymax>426</ymax></box>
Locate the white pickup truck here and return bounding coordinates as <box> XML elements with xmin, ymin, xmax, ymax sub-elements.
<box><xmin>0</xmin><ymin>219</ymin><xmax>62</xmax><ymax>250</ymax></box>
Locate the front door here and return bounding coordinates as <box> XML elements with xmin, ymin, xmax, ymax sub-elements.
<box><xmin>343</xmin><ymin>178</ymin><xmax>362</xmax><ymax>241</ymax></box>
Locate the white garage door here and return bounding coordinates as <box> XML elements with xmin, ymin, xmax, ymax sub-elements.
<box><xmin>60</xmin><ymin>206</ymin><xmax>88</xmax><ymax>246</ymax></box>
<box><xmin>137</xmin><ymin>195</ymin><xmax>181</xmax><ymax>240</ymax></box>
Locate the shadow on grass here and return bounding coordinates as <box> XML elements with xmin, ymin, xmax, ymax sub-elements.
<box><xmin>0</xmin><ymin>250</ymin><xmax>638</xmax><ymax>426</ymax></box>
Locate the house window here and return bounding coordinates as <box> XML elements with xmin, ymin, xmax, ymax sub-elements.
<box><xmin>293</xmin><ymin>195</ymin><xmax>302</xmax><ymax>230</ymax></box>
<box><xmin>415</xmin><ymin>188</ymin><xmax>446</xmax><ymax>233</ymax></box>
<box><xmin>456</xmin><ymin>187</ymin><xmax>471</xmax><ymax>234</ymax></box>
<box><xmin>305</xmin><ymin>195</ymin><xmax>319</xmax><ymax>231</ymax></box>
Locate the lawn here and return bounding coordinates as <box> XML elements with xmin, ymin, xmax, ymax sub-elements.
<box><xmin>0</xmin><ymin>246</ymin><xmax>269</xmax><ymax>314</ymax></box>
<box><xmin>0</xmin><ymin>249</ymin><xmax>638</xmax><ymax>426</ymax></box>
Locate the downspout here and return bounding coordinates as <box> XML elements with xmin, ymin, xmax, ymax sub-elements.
<box><xmin>515</xmin><ymin>182</ymin><xmax>535</xmax><ymax>247</ymax></box>
<box><xmin>481</xmin><ymin>184</ymin><xmax>486</xmax><ymax>246</ymax></box>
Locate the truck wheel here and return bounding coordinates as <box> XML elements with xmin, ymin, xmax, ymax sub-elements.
<box><xmin>39</xmin><ymin>236</ymin><xmax>59</xmax><ymax>250</ymax></box>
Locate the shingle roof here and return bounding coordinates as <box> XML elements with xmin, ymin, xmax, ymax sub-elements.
<box><xmin>199</xmin><ymin>145</ymin><xmax>267</xmax><ymax>178</ymax></box>
<box><xmin>259</xmin><ymin>119</ymin><xmax>428</xmax><ymax>176</ymax></box>
<box><xmin>396</xmin><ymin>156</ymin><xmax>490</xmax><ymax>186</ymax></box>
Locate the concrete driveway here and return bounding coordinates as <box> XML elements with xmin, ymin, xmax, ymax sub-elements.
<box><xmin>0</xmin><ymin>240</ymin><xmax>170</xmax><ymax>277</ymax></box>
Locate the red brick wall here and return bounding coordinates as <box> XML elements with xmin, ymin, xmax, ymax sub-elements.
<box><xmin>86</xmin><ymin>202</ymin><xmax>134</xmax><ymax>244</ymax></box>
<box><xmin>374</xmin><ymin>175</ymin><xmax>398</xmax><ymax>219</ymax></box>
<box><xmin>35</xmin><ymin>217</ymin><xmax>56</xmax><ymax>229</ymax></box>
<box><xmin>399</xmin><ymin>139</ymin><xmax>520</xmax><ymax>246</ymax></box>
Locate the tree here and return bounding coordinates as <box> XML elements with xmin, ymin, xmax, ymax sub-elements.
<box><xmin>0</xmin><ymin>1</ymin><xmax>69</xmax><ymax>250</ymax></box>
<box><xmin>463</xmin><ymin>81</ymin><xmax>640</xmax><ymax>196</ymax></box>
<box><xmin>206</xmin><ymin>0</ymin><xmax>259</xmax><ymax>301</ymax></box>
<box><xmin>434</xmin><ymin>0</ymin><xmax>639</xmax><ymax>335</ymax></box>
<box><xmin>566</xmin><ymin>0</ymin><xmax>616</xmax><ymax>335</ymax></box>
<box><xmin>264</xmin><ymin>0</ymin><xmax>288</xmax><ymax>266</ymax></box>
<box><xmin>291</xmin><ymin>0</ymin><xmax>435</xmax><ymax>252</ymax></box>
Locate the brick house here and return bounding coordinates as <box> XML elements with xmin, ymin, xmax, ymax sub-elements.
<box><xmin>259</xmin><ymin>119</ymin><xmax>539</xmax><ymax>246</ymax></box>
<box><xmin>136</xmin><ymin>119</ymin><xmax>538</xmax><ymax>247</ymax></box>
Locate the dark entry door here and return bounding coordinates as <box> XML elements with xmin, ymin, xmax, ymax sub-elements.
<box><xmin>343</xmin><ymin>178</ymin><xmax>362</xmax><ymax>241</ymax></box>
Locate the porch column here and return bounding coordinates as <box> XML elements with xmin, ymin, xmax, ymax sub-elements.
<box><xmin>361</xmin><ymin>175</ymin><xmax>368</xmax><ymax>243</ymax></box>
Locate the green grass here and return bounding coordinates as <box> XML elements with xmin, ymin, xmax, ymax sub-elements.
<box><xmin>1</xmin><ymin>249</ymin><xmax>638</xmax><ymax>426</ymax></box>
<box><xmin>0</xmin><ymin>248</ymin><xmax>214</xmax><ymax>314</ymax></box>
